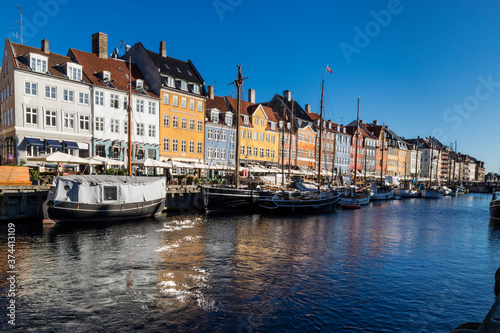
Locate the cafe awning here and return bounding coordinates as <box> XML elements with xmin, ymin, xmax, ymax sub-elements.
<box><xmin>26</xmin><ymin>137</ymin><xmax>44</xmax><ymax>147</ymax></box>
<box><xmin>45</xmin><ymin>139</ymin><xmax>62</xmax><ymax>149</ymax></box>
<box><xmin>63</xmin><ymin>141</ymin><xmax>79</xmax><ymax>149</ymax></box>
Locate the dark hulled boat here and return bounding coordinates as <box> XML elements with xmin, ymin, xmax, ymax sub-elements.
<box><xmin>43</xmin><ymin>175</ymin><xmax>166</xmax><ymax>223</ymax></box>
<box><xmin>491</xmin><ymin>192</ymin><xmax>500</xmax><ymax>220</ymax></box>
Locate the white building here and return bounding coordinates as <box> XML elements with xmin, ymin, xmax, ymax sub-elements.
<box><xmin>0</xmin><ymin>39</ymin><xmax>93</xmax><ymax>166</ymax></box>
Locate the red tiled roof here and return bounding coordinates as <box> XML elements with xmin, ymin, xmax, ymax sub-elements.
<box><xmin>7</xmin><ymin>39</ymin><xmax>92</xmax><ymax>83</ymax></box>
<box><xmin>69</xmin><ymin>48</ymin><xmax>157</xmax><ymax>98</ymax></box>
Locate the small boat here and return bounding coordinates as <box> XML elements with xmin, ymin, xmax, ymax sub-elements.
<box><xmin>202</xmin><ymin>185</ymin><xmax>272</xmax><ymax>211</ymax></box>
<box><xmin>43</xmin><ymin>175</ymin><xmax>166</xmax><ymax>224</ymax></box>
<box><xmin>338</xmin><ymin>186</ymin><xmax>371</xmax><ymax>205</ymax></box>
<box><xmin>370</xmin><ymin>183</ymin><xmax>394</xmax><ymax>200</ymax></box>
<box><xmin>491</xmin><ymin>192</ymin><xmax>500</xmax><ymax>220</ymax></box>
<box><xmin>341</xmin><ymin>204</ymin><xmax>361</xmax><ymax>210</ymax></box>
<box><xmin>394</xmin><ymin>188</ymin><xmax>421</xmax><ymax>198</ymax></box>
<box><xmin>259</xmin><ymin>190</ymin><xmax>340</xmax><ymax>214</ymax></box>
<box><xmin>420</xmin><ymin>188</ymin><xmax>443</xmax><ymax>198</ymax></box>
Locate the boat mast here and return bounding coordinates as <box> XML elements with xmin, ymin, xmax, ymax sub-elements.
<box><xmin>353</xmin><ymin>97</ymin><xmax>359</xmax><ymax>187</ymax></box>
<box><xmin>288</xmin><ymin>93</ymin><xmax>294</xmax><ymax>179</ymax></box>
<box><xmin>317</xmin><ymin>72</ymin><xmax>325</xmax><ymax>190</ymax></box>
<box><xmin>231</xmin><ymin>64</ymin><xmax>247</xmax><ymax>190</ymax></box>
<box><xmin>330</xmin><ymin>124</ymin><xmax>337</xmax><ymax>182</ymax></box>
<box><xmin>429</xmin><ymin>137</ymin><xmax>433</xmax><ymax>188</ymax></box>
<box><xmin>127</xmin><ymin>57</ymin><xmax>132</xmax><ymax>176</ymax></box>
<box><xmin>380</xmin><ymin>130</ymin><xmax>385</xmax><ymax>183</ymax></box>
<box><xmin>281</xmin><ymin>91</ymin><xmax>286</xmax><ymax>187</ymax></box>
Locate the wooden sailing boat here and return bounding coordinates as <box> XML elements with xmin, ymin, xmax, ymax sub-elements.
<box><xmin>43</xmin><ymin>57</ymin><xmax>166</xmax><ymax>223</ymax></box>
<box><xmin>202</xmin><ymin>65</ymin><xmax>273</xmax><ymax>211</ymax></box>
<box><xmin>369</xmin><ymin>121</ymin><xmax>394</xmax><ymax>200</ymax></box>
<box><xmin>258</xmin><ymin>66</ymin><xmax>339</xmax><ymax>214</ymax></box>
<box><xmin>338</xmin><ymin>98</ymin><xmax>370</xmax><ymax>205</ymax></box>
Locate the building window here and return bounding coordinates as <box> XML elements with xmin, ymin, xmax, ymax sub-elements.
<box><xmin>189</xmin><ymin>141</ymin><xmax>194</xmax><ymax>153</ymax></box>
<box><xmin>96</xmin><ymin>145</ymin><xmax>106</xmax><ymax>157</ymax></box>
<box><xmin>172</xmin><ymin>116</ymin><xmax>179</xmax><ymax>128</ymax></box>
<box><xmin>214</xmin><ymin>130</ymin><xmax>220</xmax><ymax>141</ymax></box>
<box><xmin>163</xmin><ymin>114</ymin><xmax>170</xmax><ymax>127</ymax></box>
<box><xmin>198</xmin><ymin>101</ymin><xmax>203</xmax><ymax>112</ymax></box>
<box><xmin>95</xmin><ymin>91</ymin><xmax>104</xmax><ymax>105</ymax></box>
<box><xmin>181</xmin><ymin>117</ymin><xmax>187</xmax><ymax>129</ymax></box>
<box><xmin>241</xmin><ymin>129</ymin><xmax>245</xmax><ymax>138</ymax></box>
<box><xmin>247</xmin><ymin>146</ymin><xmax>252</xmax><ymax>156</ymax></box>
<box><xmin>68</xmin><ymin>67</ymin><xmax>82</xmax><ymax>81</ymax></box>
<box><xmin>226</xmin><ymin>115</ymin><xmax>232</xmax><ymax>126</ymax></box>
<box><xmin>190</xmin><ymin>119</ymin><xmax>195</xmax><ymax>131</ymax></box>
<box><xmin>193</xmin><ymin>85</ymin><xmax>200</xmax><ymax>94</ymax></box>
<box><xmin>181</xmin><ymin>97</ymin><xmax>187</xmax><ymax>109</ymax></box>
<box><xmin>181</xmin><ymin>81</ymin><xmax>187</xmax><ymax>91</ymax></box>
<box><xmin>198</xmin><ymin>120</ymin><xmax>203</xmax><ymax>132</ymax></box>
<box><xmin>181</xmin><ymin>140</ymin><xmax>186</xmax><ymax>153</ymax></box>
<box><xmin>240</xmin><ymin>146</ymin><xmax>244</xmax><ymax>155</ymax></box>
<box><xmin>26</xmin><ymin>107</ymin><xmax>37</xmax><ymax>124</ymax></box>
<box><xmin>173</xmin><ymin>95</ymin><xmax>179</xmax><ymax>107</ymax></box>
<box><xmin>271</xmin><ymin>135</ymin><xmax>275</xmax><ymax>143</ymax></box>
<box><xmin>79</xmin><ymin>115</ymin><xmax>89</xmax><ymax>130</ymax></box>
<box><xmin>45</xmin><ymin>110</ymin><xmax>56</xmax><ymax>127</ymax></box>
<box><xmin>221</xmin><ymin>131</ymin><xmax>226</xmax><ymax>142</ymax></box>
<box><xmin>248</xmin><ymin>130</ymin><xmax>253</xmax><ymax>139</ymax></box>
<box><xmin>167</xmin><ymin>77</ymin><xmax>175</xmax><ymax>88</ymax></box>
<box><xmin>148</xmin><ymin>101</ymin><xmax>156</xmax><ymax>114</ymax></box>
<box><xmin>136</xmin><ymin>99</ymin><xmax>144</xmax><ymax>112</ymax></box>
<box><xmin>31</xmin><ymin>57</ymin><xmax>47</xmax><ymax>73</ymax></box>
<box><xmin>63</xmin><ymin>113</ymin><xmax>74</xmax><ymax>129</ymax></box>
<box><xmin>95</xmin><ymin>117</ymin><xmax>104</xmax><ymax>131</ymax></box>
<box><xmin>137</xmin><ymin>123</ymin><xmax>144</xmax><ymax>136</ymax></box>
<box><xmin>207</xmin><ymin>147</ymin><xmax>213</xmax><ymax>158</ymax></box>
<box><xmin>260</xmin><ymin>148</ymin><xmax>264</xmax><ymax>157</ymax></box>
<box><xmin>79</xmin><ymin>92</ymin><xmax>89</xmax><ymax>105</ymax></box>
<box><xmin>266</xmin><ymin>134</ymin><xmax>270</xmax><ymax>142</ymax></box>
<box><xmin>172</xmin><ymin>139</ymin><xmax>178</xmax><ymax>152</ymax></box>
<box><xmin>25</xmin><ymin>82</ymin><xmax>37</xmax><ymax>96</ymax></box>
<box><xmin>163</xmin><ymin>138</ymin><xmax>169</xmax><ymax>151</ymax></box>
<box><xmin>254</xmin><ymin>117</ymin><xmax>259</xmax><ymax>125</ymax></box>
<box><xmin>163</xmin><ymin>93</ymin><xmax>170</xmax><ymax>105</ymax></box>
<box><xmin>111</xmin><ymin>119</ymin><xmax>119</xmax><ymax>133</ymax></box>
<box><xmin>124</xmin><ymin>121</ymin><xmax>128</xmax><ymax>134</ymax></box>
<box><xmin>243</xmin><ymin>116</ymin><xmax>249</xmax><ymax>124</ymax></box>
<box><xmin>271</xmin><ymin>150</ymin><xmax>275</xmax><ymax>159</ymax></box>
<box><xmin>214</xmin><ymin>148</ymin><xmax>219</xmax><ymax>159</ymax></box>
<box><xmin>254</xmin><ymin>147</ymin><xmax>258</xmax><ymax>157</ymax></box>
<box><xmin>211</xmin><ymin>111</ymin><xmax>219</xmax><ymax>123</ymax></box>
<box><xmin>190</xmin><ymin>99</ymin><xmax>195</xmax><ymax>110</ymax></box>
<box><xmin>62</xmin><ymin>89</ymin><xmax>74</xmax><ymax>102</ymax></box>
<box><xmin>136</xmin><ymin>149</ymin><xmax>145</xmax><ymax>160</ymax></box>
<box><xmin>208</xmin><ymin>129</ymin><xmax>213</xmax><ymax>139</ymax></box>
<box><xmin>149</xmin><ymin>125</ymin><xmax>156</xmax><ymax>137</ymax></box>
<box><xmin>230</xmin><ymin>132</ymin><xmax>235</xmax><ymax>143</ymax></box>
<box><xmin>123</xmin><ymin>96</ymin><xmax>128</xmax><ymax>110</ymax></box>
<box><xmin>197</xmin><ymin>142</ymin><xmax>202</xmax><ymax>154</ymax></box>
<box><xmin>221</xmin><ymin>149</ymin><xmax>226</xmax><ymax>160</ymax></box>
<box><xmin>266</xmin><ymin>149</ymin><xmax>270</xmax><ymax>158</ymax></box>
<box><xmin>110</xmin><ymin>94</ymin><xmax>120</xmax><ymax>108</ymax></box>
<box><xmin>230</xmin><ymin>150</ymin><xmax>235</xmax><ymax>161</ymax></box>
<box><xmin>45</xmin><ymin>85</ymin><xmax>56</xmax><ymax>99</ymax></box>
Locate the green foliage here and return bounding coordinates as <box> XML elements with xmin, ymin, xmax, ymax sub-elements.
<box><xmin>19</xmin><ymin>159</ymin><xmax>27</xmax><ymax>166</ymax></box>
<box><xmin>29</xmin><ymin>169</ymin><xmax>40</xmax><ymax>181</ymax></box>
<box><xmin>186</xmin><ymin>176</ymin><xmax>195</xmax><ymax>183</ymax></box>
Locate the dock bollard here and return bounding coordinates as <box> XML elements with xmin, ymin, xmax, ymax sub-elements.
<box><xmin>451</xmin><ymin>267</ymin><xmax>500</xmax><ymax>332</ymax></box>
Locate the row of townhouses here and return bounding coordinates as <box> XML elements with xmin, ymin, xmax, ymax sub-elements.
<box><xmin>0</xmin><ymin>33</ymin><xmax>486</xmax><ymax>181</ymax></box>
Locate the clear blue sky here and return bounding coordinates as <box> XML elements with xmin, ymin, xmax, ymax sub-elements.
<box><xmin>2</xmin><ymin>0</ymin><xmax>499</xmax><ymax>173</ymax></box>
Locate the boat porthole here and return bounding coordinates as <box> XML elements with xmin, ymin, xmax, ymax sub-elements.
<box><xmin>64</xmin><ymin>185</ymin><xmax>71</xmax><ymax>191</ymax></box>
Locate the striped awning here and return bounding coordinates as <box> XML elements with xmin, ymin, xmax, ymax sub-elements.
<box><xmin>45</xmin><ymin>139</ymin><xmax>62</xmax><ymax>149</ymax></box>
<box><xmin>26</xmin><ymin>137</ymin><xmax>44</xmax><ymax>147</ymax></box>
<box><xmin>63</xmin><ymin>141</ymin><xmax>79</xmax><ymax>149</ymax></box>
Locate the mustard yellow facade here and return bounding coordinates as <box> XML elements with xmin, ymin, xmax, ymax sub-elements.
<box><xmin>160</xmin><ymin>90</ymin><xmax>206</xmax><ymax>163</ymax></box>
<box><xmin>238</xmin><ymin>105</ymin><xmax>279</xmax><ymax>165</ymax></box>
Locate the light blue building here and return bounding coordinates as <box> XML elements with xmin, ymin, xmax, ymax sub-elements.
<box><xmin>205</xmin><ymin>92</ymin><xmax>236</xmax><ymax>177</ymax></box>
<box><xmin>335</xmin><ymin>126</ymin><xmax>352</xmax><ymax>175</ymax></box>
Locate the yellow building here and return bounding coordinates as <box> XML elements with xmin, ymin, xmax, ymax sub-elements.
<box><xmin>226</xmin><ymin>97</ymin><xmax>279</xmax><ymax>166</ymax></box>
<box><xmin>123</xmin><ymin>41</ymin><xmax>206</xmax><ymax>165</ymax></box>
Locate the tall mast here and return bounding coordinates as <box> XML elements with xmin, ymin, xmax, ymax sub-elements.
<box><xmin>331</xmin><ymin>125</ymin><xmax>337</xmax><ymax>182</ymax></box>
<box><xmin>353</xmin><ymin>97</ymin><xmax>359</xmax><ymax>187</ymax></box>
<box><xmin>231</xmin><ymin>64</ymin><xmax>247</xmax><ymax>190</ymax></box>
<box><xmin>288</xmin><ymin>93</ymin><xmax>294</xmax><ymax>179</ymax></box>
<box><xmin>380</xmin><ymin>130</ymin><xmax>385</xmax><ymax>183</ymax></box>
<box><xmin>453</xmin><ymin>141</ymin><xmax>457</xmax><ymax>183</ymax></box>
<box><xmin>127</xmin><ymin>57</ymin><xmax>132</xmax><ymax>176</ymax></box>
<box><xmin>429</xmin><ymin>137</ymin><xmax>433</xmax><ymax>187</ymax></box>
<box><xmin>317</xmin><ymin>73</ymin><xmax>325</xmax><ymax>190</ymax></box>
<box><xmin>281</xmin><ymin>92</ymin><xmax>286</xmax><ymax>187</ymax></box>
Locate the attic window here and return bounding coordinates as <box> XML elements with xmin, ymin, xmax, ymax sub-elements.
<box><xmin>187</xmin><ymin>70</ymin><xmax>192</xmax><ymax>76</ymax></box>
<box><xmin>164</xmin><ymin>64</ymin><xmax>170</xmax><ymax>70</ymax></box>
<box><xmin>211</xmin><ymin>111</ymin><xmax>219</xmax><ymax>123</ymax></box>
<box><xmin>167</xmin><ymin>77</ymin><xmax>175</xmax><ymax>88</ymax></box>
<box><xmin>225</xmin><ymin>114</ymin><xmax>232</xmax><ymax>126</ymax></box>
<box><xmin>271</xmin><ymin>122</ymin><xmax>276</xmax><ymax>130</ymax></box>
<box><xmin>180</xmin><ymin>81</ymin><xmax>187</xmax><ymax>91</ymax></box>
<box><xmin>136</xmin><ymin>79</ymin><xmax>144</xmax><ymax>90</ymax></box>
<box><xmin>102</xmin><ymin>71</ymin><xmax>111</xmax><ymax>81</ymax></box>
<box><xmin>243</xmin><ymin>115</ymin><xmax>249</xmax><ymax>124</ymax></box>
<box><xmin>176</xmin><ymin>67</ymin><xmax>181</xmax><ymax>73</ymax></box>
<box><xmin>193</xmin><ymin>85</ymin><xmax>200</xmax><ymax>94</ymax></box>
<box><xmin>29</xmin><ymin>54</ymin><xmax>48</xmax><ymax>73</ymax></box>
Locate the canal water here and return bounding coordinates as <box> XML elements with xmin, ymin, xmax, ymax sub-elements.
<box><xmin>0</xmin><ymin>193</ymin><xmax>498</xmax><ymax>332</ymax></box>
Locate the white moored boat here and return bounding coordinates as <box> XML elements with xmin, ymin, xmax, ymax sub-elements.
<box><xmin>420</xmin><ymin>188</ymin><xmax>443</xmax><ymax>198</ymax></box>
<box><xmin>370</xmin><ymin>183</ymin><xmax>394</xmax><ymax>200</ymax></box>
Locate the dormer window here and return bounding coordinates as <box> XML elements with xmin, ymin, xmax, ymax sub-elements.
<box><xmin>287</xmin><ymin>123</ymin><xmax>291</xmax><ymax>129</ymax></box>
<box><xmin>187</xmin><ymin>70</ymin><xmax>192</xmax><ymax>76</ymax></box>
<box><xmin>279</xmin><ymin>121</ymin><xmax>283</xmax><ymax>129</ymax></box>
<box><xmin>136</xmin><ymin>79</ymin><xmax>144</xmax><ymax>90</ymax></box>
<box><xmin>180</xmin><ymin>81</ymin><xmax>187</xmax><ymax>91</ymax></box>
<box><xmin>102</xmin><ymin>71</ymin><xmax>111</xmax><ymax>82</ymax></box>
<box><xmin>193</xmin><ymin>85</ymin><xmax>200</xmax><ymax>94</ymax></box>
<box><xmin>28</xmin><ymin>53</ymin><xmax>48</xmax><ymax>73</ymax></box>
<box><xmin>225</xmin><ymin>114</ymin><xmax>232</xmax><ymax>126</ymax></box>
<box><xmin>243</xmin><ymin>115</ymin><xmax>249</xmax><ymax>125</ymax></box>
<box><xmin>176</xmin><ymin>67</ymin><xmax>181</xmax><ymax>73</ymax></box>
<box><xmin>271</xmin><ymin>122</ymin><xmax>276</xmax><ymax>130</ymax></box>
<box><xmin>211</xmin><ymin>111</ymin><xmax>219</xmax><ymax>123</ymax></box>
<box><xmin>167</xmin><ymin>76</ymin><xmax>175</xmax><ymax>88</ymax></box>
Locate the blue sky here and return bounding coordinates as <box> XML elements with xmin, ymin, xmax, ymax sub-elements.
<box><xmin>2</xmin><ymin>0</ymin><xmax>499</xmax><ymax>173</ymax></box>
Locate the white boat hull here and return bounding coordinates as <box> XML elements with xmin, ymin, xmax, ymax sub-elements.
<box><xmin>370</xmin><ymin>189</ymin><xmax>394</xmax><ymax>200</ymax></box>
<box><xmin>338</xmin><ymin>195</ymin><xmax>370</xmax><ymax>205</ymax></box>
<box><xmin>394</xmin><ymin>189</ymin><xmax>421</xmax><ymax>198</ymax></box>
<box><xmin>421</xmin><ymin>189</ymin><xmax>443</xmax><ymax>198</ymax></box>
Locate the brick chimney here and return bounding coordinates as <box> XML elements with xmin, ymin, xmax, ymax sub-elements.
<box><xmin>248</xmin><ymin>89</ymin><xmax>255</xmax><ymax>103</ymax></box>
<box><xmin>92</xmin><ymin>32</ymin><xmax>108</xmax><ymax>59</ymax></box>
<box><xmin>41</xmin><ymin>39</ymin><xmax>49</xmax><ymax>54</ymax></box>
<box><xmin>373</xmin><ymin>120</ymin><xmax>379</xmax><ymax>125</ymax></box>
<box><xmin>207</xmin><ymin>85</ymin><xmax>214</xmax><ymax>100</ymax></box>
<box><xmin>283</xmin><ymin>90</ymin><xmax>291</xmax><ymax>102</ymax></box>
<box><xmin>160</xmin><ymin>41</ymin><xmax>167</xmax><ymax>57</ymax></box>
<box><xmin>305</xmin><ymin>104</ymin><xmax>311</xmax><ymax>112</ymax></box>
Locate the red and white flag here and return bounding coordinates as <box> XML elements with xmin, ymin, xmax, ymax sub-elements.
<box><xmin>326</xmin><ymin>65</ymin><xmax>333</xmax><ymax>73</ymax></box>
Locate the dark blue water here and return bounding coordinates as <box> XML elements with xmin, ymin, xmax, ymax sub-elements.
<box><xmin>1</xmin><ymin>194</ymin><xmax>498</xmax><ymax>332</ymax></box>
